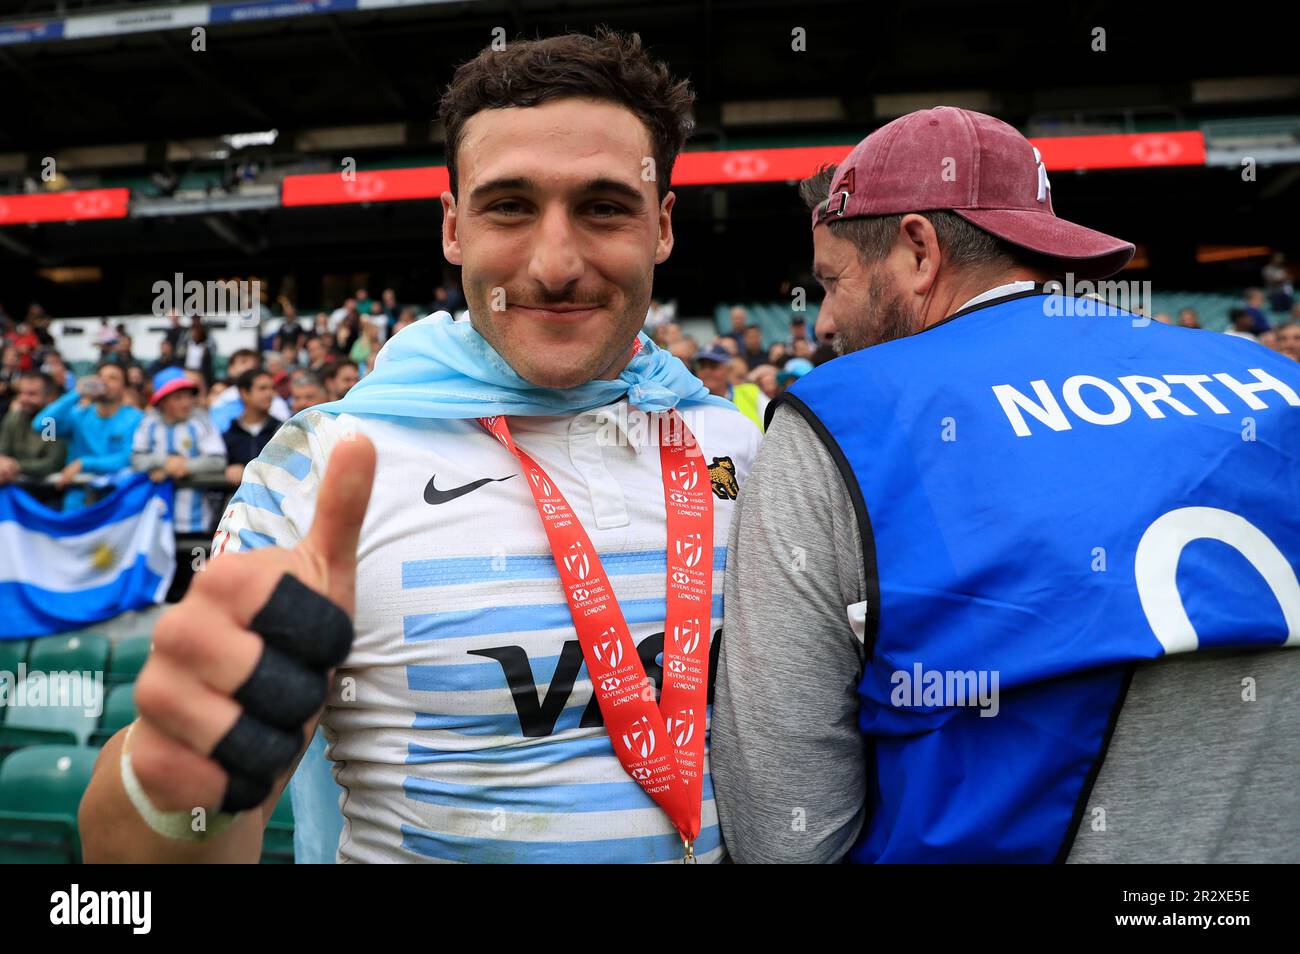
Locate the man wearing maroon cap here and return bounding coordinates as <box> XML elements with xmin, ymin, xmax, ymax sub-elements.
<box><xmin>713</xmin><ymin>107</ymin><xmax>1300</xmax><ymax>863</ymax></box>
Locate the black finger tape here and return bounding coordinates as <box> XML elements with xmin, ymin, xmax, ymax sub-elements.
<box><xmin>212</xmin><ymin>712</ymin><xmax>301</xmax><ymax>783</ymax></box>
<box><xmin>220</xmin><ymin>772</ymin><xmax>273</xmax><ymax>814</ymax></box>
<box><xmin>249</xmin><ymin>573</ymin><xmax>353</xmax><ymax>669</ymax></box>
<box><xmin>234</xmin><ymin>644</ymin><xmax>329</xmax><ymax>731</ymax></box>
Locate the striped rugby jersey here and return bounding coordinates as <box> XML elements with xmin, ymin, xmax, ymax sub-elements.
<box><xmin>132</xmin><ymin>409</ymin><xmax>226</xmax><ymax>533</ymax></box>
<box><xmin>212</xmin><ymin>400</ymin><xmax>760</xmax><ymax>862</ymax></box>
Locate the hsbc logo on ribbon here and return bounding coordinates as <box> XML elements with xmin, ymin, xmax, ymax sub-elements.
<box><xmin>541</xmin><ymin>502</ymin><xmax>557</xmax><ymax>515</ymax></box>
<box><xmin>667</xmin><ymin>659</ymin><xmax>687</xmax><ymax>674</ymax></box>
<box><xmin>631</xmin><ymin>767</ymin><xmax>652</xmax><ymax>781</ymax></box>
<box><xmin>672</xmin><ymin>619</ymin><xmax>702</xmax><ymax>656</ymax></box>
<box><xmin>591</xmin><ymin>627</ymin><xmax>624</xmax><ymax>669</ymax></box>
<box><xmin>599</xmin><ymin>676</ymin><xmax>622</xmax><ymax>692</ymax></box>
<box><xmin>572</xmin><ymin>587</ymin><xmax>591</xmax><ymax>602</ymax></box>
<box><xmin>622</xmin><ymin>715</ymin><xmax>657</xmax><ymax>758</ymax></box>
<box><xmin>671</xmin><ymin>570</ymin><xmax>695</xmax><ymax>586</ymax></box>
<box><xmin>669</xmin><ymin>491</ymin><xmax>689</xmax><ymax>505</ymax></box>
<box><xmin>665</xmin><ymin>709</ymin><xmax>695</xmax><ymax>748</ymax></box>
<box><xmin>675</xmin><ymin>532</ymin><xmax>704</xmax><ymax>569</ymax></box>
<box><xmin>563</xmin><ymin>542</ymin><xmax>590</xmax><ymax>579</ymax></box>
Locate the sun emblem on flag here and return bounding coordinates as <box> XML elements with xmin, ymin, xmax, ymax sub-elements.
<box><xmin>90</xmin><ymin>542</ymin><xmax>117</xmax><ymax>572</ymax></box>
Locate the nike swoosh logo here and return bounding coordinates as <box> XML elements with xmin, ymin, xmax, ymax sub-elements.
<box><xmin>424</xmin><ymin>473</ymin><xmax>514</xmax><ymax>505</ymax></box>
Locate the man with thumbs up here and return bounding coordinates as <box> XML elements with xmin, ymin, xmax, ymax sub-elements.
<box><xmin>80</xmin><ymin>29</ymin><xmax>759</xmax><ymax>863</ymax></box>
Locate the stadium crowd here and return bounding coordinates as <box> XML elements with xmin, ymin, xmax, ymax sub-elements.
<box><xmin>3</xmin><ymin>276</ymin><xmax>1300</xmax><ymax>515</ymax></box>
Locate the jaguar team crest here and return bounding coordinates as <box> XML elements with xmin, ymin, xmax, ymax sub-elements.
<box><xmin>709</xmin><ymin>456</ymin><xmax>739</xmax><ymax>500</ymax></box>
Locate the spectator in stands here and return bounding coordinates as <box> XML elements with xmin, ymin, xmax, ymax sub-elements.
<box><xmin>1276</xmin><ymin>322</ymin><xmax>1300</xmax><ymax>361</ymax></box>
<box><xmin>791</xmin><ymin>336</ymin><xmax>813</xmax><ymax>360</ymax></box>
<box><xmin>290</xmin><ymin>368</ymin><xmax>328</xmax><ymax>414</ymax></box>
<box><xmin>381</xmin><ymin>287</ymin><xmax>400</xmax><ymax>326</ymax></box>
<box><xmin>209</xmin><ymin>348</ymin><xmax>291</xmax><ymax>432</ymax></box>
<box><xmin>1262</xmin><ymin>252</ymin><xmax>1293</xmax><ymax>313</ymax></box>
<box><xmin>0</xmin><ymin>371</ymin><xmax>66</xmax><ymax>485</ymax></box>
<box><xmin>25</xmin><ymin>303</ymin><xmax>54</xmax><ymax>348</ymax></box>
<box><xmin>335</xmin><ymin>311</ymin><xmax>363</xmax><ymax>356</ymax></box>
<box><xmin>695</xmin><ymin>344</ymin><xmax>765</xmax><ymax>430</ymax></box>
<box><xmin>1224</xmin><ymin>307</ymin><xmax>1259</xmax><ymax>341</ymax></box>
<box><xmin>1153</xmin><ymin>312</ymin><xmax>1172</xmax><ymax>325</ymax></box>
<box><xmin>274</xmin><ymin>308</ymin><xmax>307</xmax><ymax>356</ymax></box>
<box><xmin>349</xmin><ymin>317</ymin><xmax>384</xmax><ymax>367</ymax></box>
<box><xmin>305</xmin><ymin>336</ymin><xmax>331</xmax><ymax>376</ymax></box>
<box><xmin>788</xmin><ymin>314</ymin><xmax>812</xmax><ymax>347</ymax></box>
<box><xmin>779</xmin><ymin>356</ymin><xmax>814</xmax><ymax>391</ymax></box>
<box><xmin>653</xmin><ymin>321</ymin><xmax>682</xmax><ymax>349</ymax></box>
<box><xmin>34</xmin><ymin>359</ymin><xmax>144</xmax><ymax>510</ymax></box>
<box><xmin>713</xmin><ymin>335</ymin><xmax>739</xmax><ymax>356</ymax></box>
<box><xmin>747</xmin><ymin>364</ymin><xmax>779</xmax><ymax>401</ymax></box>
<box><xmin>721</xmin><ymin>306</ymin><xmax>748</xmax><ymax>348</ymax></box>
<box><xmin>209</xmin><ymin>381</ymin><xmax>228</xmax><ymax>404</ymax></box>
<box><xmin>669</xmin><ymin>337</ymin><xmax>699</xmax><ymax>365</ymax></box>
<box><xmin>162</xmin><ymin>311</ymin><xmax>186</xmax><ymax>350</ymax></box>
<box><xmin>1242</xmin><ymin>288</ymin><xmax>1271</xmax><ymax>334</ymax></box>
<box><xmin>145</xmin><ymin>338</ymin><xmax>181</xmax><ymax>379</ymax></box>
<box><xmin>740</xmin><ymin>324</ymin><xmax>767</xmax><ymax>369</ymax></box>
<box><xmin>0</xmin><ymin>345</ymin><xmax>19</xmax><ymax>419</ymax></box>
<box><xmin>392</xmin><ymin>306</ymin><xmax>419</xmax><ymax>336</ymax></box>
<box><xmin>38</xmin><ymin>350</ymin><xmax>74</xmax><ymax>395</ymax></box>
<box><xmin>329</xmin><ymin>297</ymin><xmax>360</xmax><ymax>333</ymax></box>
<box><xmin>767</xmin><ymin>342</ymin><xmax>790</xmax><ymax>366</ymax></box>
<box><xmin>222</xmin><ymin>368</ymin><xmax>282</xmax><ymax>486</ymax></box>
<box><xmin>324</xmin><ymin>359</ymin><xmax>360</xmax><ymax>401</ymax></box>
<box><xmin>5</xmin><ymin>321</ymin><xmax>39</xmax><ymax>372</ymax></box>
<box><xmin>1178</xmin><ymin>307</ymin><xmax>1201</xmax><ymax>329</ymax></box>
<box><xmin>124</xmin><ymin>365</ymin><xmax>149</xmax><ymax>409</ymax></box>
<box><xmin>179</xmin><ymin>316</ymin><xmax>215</xmax><ymax>385</ymax></box>
<box><xmin>132</xmin><ymin>368</ymin><xmax>227</xmax><ymax>534</ymax></box>
<box><xmin>94</xmin><ymin>317</ymin><xmax>120</xmax><ymax>357</ymax></box>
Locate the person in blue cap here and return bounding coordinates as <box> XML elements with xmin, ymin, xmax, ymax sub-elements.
<box><xmin>695</xmin><ymin>343</ymin><xmax>766</xmax><ymax>431</ymax></box>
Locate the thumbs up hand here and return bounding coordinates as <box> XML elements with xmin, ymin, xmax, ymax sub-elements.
<box><xmin>130</xmin><ymin>434</ymin><xmax>376</xmax><ymax>818</ymax></box>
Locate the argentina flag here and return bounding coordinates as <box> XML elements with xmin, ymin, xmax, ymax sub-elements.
<box><xmin>0</xmin><ymin>474</ymin><xmax>176</xmax><ymax>639</ymax></box>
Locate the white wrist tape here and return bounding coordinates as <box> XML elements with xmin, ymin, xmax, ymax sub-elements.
<box><xmin>120</xmin><ymin>722</ymin><xmax>242</xmax><ymax>842</ymax></box>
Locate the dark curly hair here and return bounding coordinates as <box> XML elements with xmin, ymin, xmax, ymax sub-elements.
<box><xmin>438</xmin><ymin>28</ymin><xmax>695</xmax><ymax>202</ymax></box>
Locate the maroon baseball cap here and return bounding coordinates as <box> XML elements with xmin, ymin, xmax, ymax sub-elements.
<box><xmin>812</xmin><ymin>107</ymin><xmax>1135</xmax><ymax>280</ymax></box>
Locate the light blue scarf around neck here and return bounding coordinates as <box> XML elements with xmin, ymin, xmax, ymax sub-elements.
<box><xmin>313</xmin><ymin>310</ymin><xmax>733</xmax><ymax>420</ymax></box>
<box><xmin>289</xmin><ymin>310</ymin><xmax>735</xmax><ymax>862</ymax></box>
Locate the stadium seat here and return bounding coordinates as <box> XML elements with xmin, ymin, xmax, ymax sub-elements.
<box><xmin>0</xmin><ymin>640</ymin><xmax>31</xmax><ymax>724</ymax></box>
<box><xmin>0</xmin><ymin>639</ymin><xmax>29</xmax><ymax>676</ymax></box>
<box><xmin>0</xmin><ymin>672</ymin><xmax>101</xmax><ymax>758</ymax></box>
<box><xmin>28</xmin><ymin>634</ymin><xmax>111</xmax><ymax>676</ymax></box>
<box><xmin>89</xmin><ymin>684</ymin><xmax>137</xmax><ymax>748</ymax></box>
<box><xmin>107</xmin><ymin>637</ymin><xmax>151</xmax><ymax>685</ymax></box>
<box><xmin>261</xmin><ymin>790</ymin><xmax>296</xmax><ymax>864</ymax></box>
<box><xmin>0</xmin><ymin>744</ymin><xmax>96</xmax><ymax>864</ymax></box>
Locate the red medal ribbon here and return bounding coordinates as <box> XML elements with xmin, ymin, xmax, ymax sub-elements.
<box><xmin>477</xmin><ymin>406</ymin><xmax>713</xmax><ymax>852</ymax></box>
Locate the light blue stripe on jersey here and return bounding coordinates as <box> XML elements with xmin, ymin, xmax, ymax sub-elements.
<box><xmin>404</xmin><ymin>594</ymin><xmax>724</xmax><ymax>642</ymax></box>
<box><xmin>259</xmin><ymin>441</ymin><xmax>313</xmax><ymax>480</ymax></box>
<box><xmin>238</xmin><ymin>528</ymin><xmax>276</xmax><ymax>550</ymax></box>
<box><xmin>407</xmin><ymin>708</ymin><xmax>713</xmax><ymax>751</ymax></box>
<box><xmin>408</xmin><ymin>654</ymin><xmax>578</xmax><ymax>693</ymax></box>
<box><xmin>399</xmin><ymin>821</ymin><xmax>721</xmax><ymax>863</ymax></box>
<box><xmin>411</xmin><ymin>702</ymin><xmax>589</xmax><ymax>737</ymax></box>
<box><xmin>403</xmin><ymin>774</ymin><xmax>714</xmax><ymax>814</ymax></box>
<box><xmin>229</xmin><ymin>481</ymin><xmax>285</xmax><ymax>516</ymax></box>
<box><xmin>402</xmin><ymin>546</ymin><xmax>729</xmax><ymax>589</ymax></box>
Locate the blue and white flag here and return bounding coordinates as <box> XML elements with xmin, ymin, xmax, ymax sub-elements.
<box><xmin>0</xmin><ymin>474</ymin><xmax>176</xmax><ymax>639</ymax></box>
